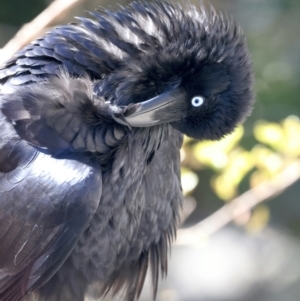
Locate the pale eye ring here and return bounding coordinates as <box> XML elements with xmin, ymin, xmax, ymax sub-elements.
<box><xmin>191</xmin><ymin>96</ymin><xmax>204</xmax><ymax>107</ymax></box>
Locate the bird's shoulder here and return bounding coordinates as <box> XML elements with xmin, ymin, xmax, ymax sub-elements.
<box><xmin>0</xmin><ymin>73</ymin><xmax>128</xmax><ymax>157</ymax></box>
<box><xmin>0</xmin><ymin>23</ymin><xmax>118</xmax><ymax>89</ymax></box>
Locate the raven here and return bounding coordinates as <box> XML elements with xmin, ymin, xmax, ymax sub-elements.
<box><xmin>0</xmin><ymin>1</ymin><xmax>254</xmax><ymax>301</ymax></box>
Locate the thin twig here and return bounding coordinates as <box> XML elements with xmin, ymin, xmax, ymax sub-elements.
<box><xmin>0</xmin><ymin>0</ymin><xmax>86</xmax><ymax>66</ymax></box>
<box><xmin>176</xmin><ymin>159</ymin><xmax>300</xmax><ymax>245</ymax></box>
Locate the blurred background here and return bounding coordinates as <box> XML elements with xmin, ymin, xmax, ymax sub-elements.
<box><xmin>0</xmin><ymin>0</ymin><xmax>300</xmax><ymax>300</ymax></box>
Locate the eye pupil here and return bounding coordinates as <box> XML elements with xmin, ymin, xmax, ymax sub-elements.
<box><xmin>191</xmin><ymin>96</ymin><xmax>204</xmax><ymax>107</ymax></box>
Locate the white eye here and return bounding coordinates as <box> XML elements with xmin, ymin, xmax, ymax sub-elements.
<box><xmin>191</xmin><ymin>96</ymin><xmax>204</xmax><ymax>107</ymax></box>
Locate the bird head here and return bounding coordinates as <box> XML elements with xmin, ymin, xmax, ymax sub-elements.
<box><xmin>96</xmin><ymin>1</ymin><xmax>254</xmax><ymax>140</ymax></box>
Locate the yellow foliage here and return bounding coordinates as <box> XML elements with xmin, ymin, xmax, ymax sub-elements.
<box><xmin>254</xmin><ymin>121</ymin><xmax>284</xmax><ymax>150</ymax></box>
<box><xmin>281</xmin><ymin>116</ymin><xmax>300</xmax><ymax>156</ymax></box>
<box><xmin>250</xmin><ymin>170</ymin><xmax>271</xmax><ymax>187</ymax></box>
<box><xmin>180</xmin><ymin>167</ymin><xmax>199</xmax><ymax>195</ymax></box>
<box><xmin>212</xmin><ymin>149</ymin><xmax>254</xmax><ymax>200</ymax></box>
<box><xmin>254</xmin><ymin>116</ymin><xmax>300</xmax><ymax>156</ymax></box>
<box><xmin>192</xmin><ymin>126</ymin><xmax>244</xmax><ymax>170</ymax></box>
<box><xmin>182</xmin><ymin>115</ymin><xmax>300</xmax><ymax>205</ymax></box>
<box><xmin>251</xmin><ymin>145</ymin><xmax>283</xmax><ymax>176</ymax></box>
<box><xmin>246</xmin><ymin>205</ymin><xmax>270</xmax><ymax>233</ymax></box>
<box><xmin>212</xmin><ymin>175</ymin><xmax>237</xmax><ymax>200</ymax></box>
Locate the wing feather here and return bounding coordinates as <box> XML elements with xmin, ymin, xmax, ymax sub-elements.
<box><xmin>0</xmin><ymin>112</ymin><xmax>102</xmax><ymax>301</ymax></box>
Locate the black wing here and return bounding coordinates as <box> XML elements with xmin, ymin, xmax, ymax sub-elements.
<box><xmin>0</xmin><ymin>109</ymin><xmax>102</xmax><ymax>301</ymax></box>
<box><xmin>0</xmin><ymin>4</ymin><xmax>164</xmax><ymax>90</ymax></box>
<box><xmin>0</xmin><ymin>22</ymin><xmax>122</xmax><ymax>90</ymax></box>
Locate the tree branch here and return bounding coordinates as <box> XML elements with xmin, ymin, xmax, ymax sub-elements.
<box><xmin>176</xmin><ymin>159</ymin><xmax>300</xmax><ymax>245</ymax></box>
<box><xmin>0</xmin><ymin>0</ymin><xmax>86</xmax><ymax>66</ymax></box>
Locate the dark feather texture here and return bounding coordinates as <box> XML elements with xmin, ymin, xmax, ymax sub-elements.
<box><xmin>0</xmin><ymin>1</ymin><xmax>253</xmax><ymax>301</ymax></box>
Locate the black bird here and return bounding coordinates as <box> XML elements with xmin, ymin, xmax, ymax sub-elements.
<box><xmin>0</xmin><ymin>1</ymin><xmax>254</xmax><ymax>301</ymax></box>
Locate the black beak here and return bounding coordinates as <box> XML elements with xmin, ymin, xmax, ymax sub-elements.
<box><xmin>124</xmin><ymin>88</ymin><xmax>187</xmax><ymax>127</ymax></box>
